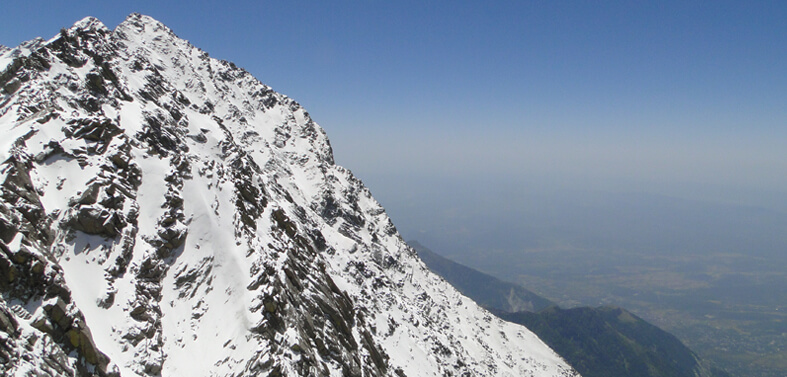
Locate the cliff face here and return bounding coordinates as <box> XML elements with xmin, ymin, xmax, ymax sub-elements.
<box><xmin>0</xmin><ymin>14</ymin><xmax>576</xmax><ymax>377</ymax></box>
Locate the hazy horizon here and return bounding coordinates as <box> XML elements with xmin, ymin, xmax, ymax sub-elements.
<box><xmin>3</xmin><ymin>1</ymin><xmax>786</xmax><ymax>230</ymax></box>
<box><xmin>5</xmin><ymin>3</ymin><xmax>787</xmax><ymax>375</ymax></box>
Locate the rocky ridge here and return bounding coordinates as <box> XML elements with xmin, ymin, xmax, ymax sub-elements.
<box><xmin>0</xmin><ymin>14</ymin><xmax>577</xmax><ymax>377</ymax></box>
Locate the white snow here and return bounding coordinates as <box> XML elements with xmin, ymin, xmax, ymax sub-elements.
<box><xmin>0</xmin><ymin>13</ymin><xmax>578</xmax><ymax>377</ymax></box>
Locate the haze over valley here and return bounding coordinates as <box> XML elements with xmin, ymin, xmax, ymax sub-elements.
<box><xmin>382</xmin><ymin>182</ymin><xmax>787</xmax><ymax>376</ymax></box>
<box><xmin>2</xmin><ymin>2</ymin><xmax>786</xmax><ymax>377</ymax></box>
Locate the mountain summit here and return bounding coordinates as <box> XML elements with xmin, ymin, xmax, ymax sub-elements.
<box><xmin>0</xmin><ymin>14</ymin><xmax>576</xmax><ymax>377</ymax></box>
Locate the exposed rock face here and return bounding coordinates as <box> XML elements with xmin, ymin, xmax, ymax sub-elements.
<box><xmin>0</xmin><ymin>14</ymin><xmax>578</xmax><ymax>377</ymax></box>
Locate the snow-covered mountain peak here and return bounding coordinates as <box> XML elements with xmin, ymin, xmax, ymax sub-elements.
<box><xmin>71</xmin><ymin>16</ymin><xmax>110</xmax><ymax>34</ymax></box>
<box><xmin>116</xmin><ymin>13</ymin><xmax>182</xmax><ymax>45</ymax></box>
<box><xmin>0</xmin><ymin>14</ymin><xmax>578</xmax><ymax>377</ymax></box>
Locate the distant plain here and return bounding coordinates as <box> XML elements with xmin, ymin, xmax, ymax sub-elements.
<box><xmin>379</xmin><ymin>180</ymin><xmax>787</xmax><ymax>377</ymax></box>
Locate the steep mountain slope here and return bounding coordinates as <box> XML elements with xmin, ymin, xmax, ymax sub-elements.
<box><xmin>0</xmin><ymin>14</ymin><xmax>577</xmax><ymax>377</ymax></box>
<box><xmin>411</xmin><ymin>241</ymin><xmax>553</xmax><ymax>313</ymax></box>
<box><xmin>412</xmin><ymin>241</ymin><xmax>730</xmax><ymax>377</ymax></box>
<box><xmin>499</xmin><ymin>308</ymin><xmax>730</xmax><ymax>377</ymax></box>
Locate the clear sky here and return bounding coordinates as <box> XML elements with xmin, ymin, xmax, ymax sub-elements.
<box><xmin>3</xmin><ymin>1</ymin><xmax>787</xmax><ymax>220</ymax></box>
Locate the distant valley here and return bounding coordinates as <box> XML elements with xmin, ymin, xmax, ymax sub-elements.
<box><xmin>498</xmin><ymin>248</ymin><xmax>787</xmax><ymax>377</ymax></box>
<box><xmin>383</xmin><ymin>186</ymin><xmax>787</xmax><ymax>377</ymax></box>
<box><xmin>412</xmin><ymin>241</ymin><xmax>730</xmax><ymax>377</ymax></box>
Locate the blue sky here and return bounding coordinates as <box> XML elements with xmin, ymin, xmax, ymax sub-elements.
<box><xmin>3</xmin><ymin>1</ymin><xmax>787</xmax><ymax>219</ymax></box>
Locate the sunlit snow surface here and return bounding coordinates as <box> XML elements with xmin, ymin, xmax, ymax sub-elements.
<box><xmin>0</xmin><ymin>14</ymin><xmax>577</xmax><ymax>377</ymax></box>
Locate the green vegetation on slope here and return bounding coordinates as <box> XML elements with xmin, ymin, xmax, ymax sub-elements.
<box><xmin>497</xmin><ymin>306</ymin><xmax>730</xmax><ymax>377</ymax></box>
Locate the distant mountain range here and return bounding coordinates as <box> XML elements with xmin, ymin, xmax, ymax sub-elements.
<box><xmin>411</xmin><ymin>241</ymin><xmax>732</xmax><ymax>377</ymax></box>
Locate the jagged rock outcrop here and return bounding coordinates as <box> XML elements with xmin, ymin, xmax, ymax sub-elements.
<box><xmin>0</xmin><ymin>14</ymin><xmax>578</xmax><ymax>377</ymax></box>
